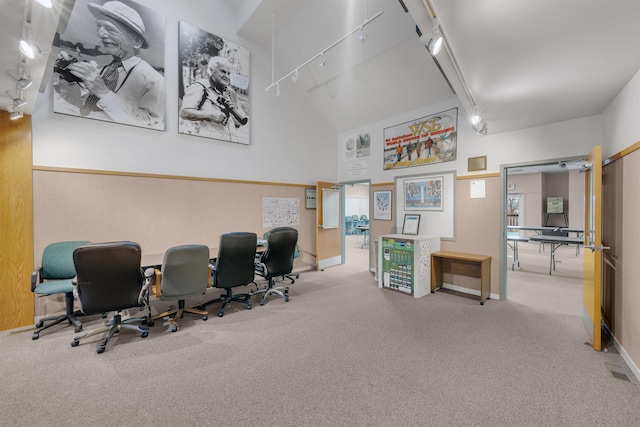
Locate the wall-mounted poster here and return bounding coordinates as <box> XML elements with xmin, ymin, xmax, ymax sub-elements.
<box><xmin>343</xmin><ymin>131</ymin><xmax>371</xmax><ymax>161</ymax></box>
<box><xmin>53</xmin><ymin>0</ymin><xmax>166</xmax><ymax>130</ymax></box>
<box><xmin>373</xmin><ymin>190</ymin><xmax>392</xmax><ymax>220</ymax></box>
<box><xmin>404</xmin><ymin>176</ymin><xmax>443</xmax><ymax>210</ymax></box>
<box><xmin>383</xmin><ymin>108</ymin><xmax>458</xmax><ymax>170</ymax></box>
<box><xmin>178</xmin><ymin>21</ymin><xmax>250</xmax><ymax>145</ymax></box>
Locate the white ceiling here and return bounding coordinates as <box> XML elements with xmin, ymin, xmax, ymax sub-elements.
<box><xmin>2</xmin><ymin>0</ymin><xmax>639</xmax><ymax>137</ymax></box>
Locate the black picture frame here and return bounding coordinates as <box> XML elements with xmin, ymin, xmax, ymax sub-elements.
<box><xmin>402</xmin><ymin>213</ymin><xmax>421</xmax><ymax>235</ymax></box>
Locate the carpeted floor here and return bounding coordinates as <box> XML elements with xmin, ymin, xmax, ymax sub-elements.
<box><xmin>1</xmin><ymin>242</ymin><xmax>638</xmax><ymax>426</ymax></box>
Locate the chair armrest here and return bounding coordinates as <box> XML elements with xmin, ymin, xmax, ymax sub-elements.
<box><xmin>30</xmin><ymin>267</ymin><xmax>42</xmax><ymax>292</ymax></box>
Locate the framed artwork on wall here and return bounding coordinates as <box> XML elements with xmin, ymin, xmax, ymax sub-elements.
<box><xmin>53</xmin><ymin>0</ymin><xmax>166</xmax><ymax>130</ymax></box>
<box><xmin>373</xmin><ymin>190</ymin><xmax>392</xmax><ymax>220</ymax></box>
<box><xmin>404</xmin><ymin>176</ymin><xmax>443</xmax><ymax>211</ymax></box>
<box><xmin>178</xmin><ymin>21</ymin><xmax>250</xmax><ymax>144</ymax></box>
<box><xmin>305</xmin><ymin>188</ymin><xmax>316</xmax><ymax>209</ymax></box>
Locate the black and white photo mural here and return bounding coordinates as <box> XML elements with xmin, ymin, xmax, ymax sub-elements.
<box><xmin>178</xmin><ymin>21</ymin><xmax>250</xmax><ymax>145</ymax></box>
<box><xmin>53</xmin><ymin>0</ymin><xmax>165</xmax><ymax>130</ymax></box>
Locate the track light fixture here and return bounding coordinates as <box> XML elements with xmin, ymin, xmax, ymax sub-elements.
<box><xmin>428</xmin><ymin>19</ymin><xmax>443</xmax><ymax>56</ymax></box>
<box><xmin>265</xmin><ymin>5</ymin><xmax>384</xmax><ymax>94</ymax></box>
<box><xmin>17</xmin><ymin>76</ymin><xmax>33</xmax><ymax>90</ymax></box>
<box><xmin>473</xmin><ymin>120</ymin><xmax>488</xmax><ymax>136</ymax></box>
<box><xmin>357</xmin><ymin>27</ymin><xmax>368</xmax><ymax>43</ymax></box>
<box><xmin>10</xmin><ymin>108</ymin><xmax>24</xmax><ymax>120</ymax></box>
<box><xmin>13</xmin><ymin>95</ymin><xmax>27</xmax><ymax>108</ymax></box>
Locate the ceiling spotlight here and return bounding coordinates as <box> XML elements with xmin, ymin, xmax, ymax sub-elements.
<box><xmin>357</xmin><ymin>27</ymin><xmax>367</xmax><ymax>43</ymax></box>
<box><xmin>291</xmin><ymin>69</ymin><xmax>299</xmax><ymax>83</ymax></box>
<box><xmin>35</xmin><ymin>0</ymin><xmax>53</xmax><ymax>8</ymax></box>
<box><xmin>319</xmin><ymin>53</ymin><xmax>326</xmax><ymax>68</ymax></box>
<box><xmin>13</xmin><ymin>96</ymin><xmax>27</xmax><ymax>108</ymax></box>
<box><xmin>427</xmin><ymin>19</ymin><xmax>443</xmax><ymax>56</ymax></box>
<box><xmin>473</xmin><ymin>121</ymin><xmax>488</xmax><ymax>136</ymax></box>
<box><xmin>20</xmin><ymin>39</ymin><xmax>40</xmax><ymax>59</ymax></box>
<box><xmin>10</xmin><ymin>109</ymin><xmax>24</xmax><ymax>120</ymax></box>
<box><xmin>17</xmin><ymin>76</ymin><xmax>33</xmax><ymax>90</ymax></box>
<box><xmin>428</xmin><ymin>31</ymin><xmax>443</xmax><ymax>55</ymax></box>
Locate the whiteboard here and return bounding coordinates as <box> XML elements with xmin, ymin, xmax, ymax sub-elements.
<box><xmin>322</xmin><ymin>189</ymin><xmax>340</xmax><ymax>229</ymax></box>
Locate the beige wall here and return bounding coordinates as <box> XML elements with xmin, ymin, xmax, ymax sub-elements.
<box><xmin>441</xmin><ymin>175</ymin><xmax>501</xmax><ymax>295</ymax></box>
<box><xmin>32</xmin><ymin>168</ymin><xmax>316</xmax><ymax>318</ymax></box>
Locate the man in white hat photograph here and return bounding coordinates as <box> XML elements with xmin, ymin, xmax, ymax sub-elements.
<box><xmin>54</xmin><ymin>0</ymin><xmax>165</xmax><ymax>130</ymax></box>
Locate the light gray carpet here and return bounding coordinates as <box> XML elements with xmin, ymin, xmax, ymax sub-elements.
<box><xmin>1</xmin><ymin>251</ymin><xmax>638</xmax><ymax>426</ymax></box>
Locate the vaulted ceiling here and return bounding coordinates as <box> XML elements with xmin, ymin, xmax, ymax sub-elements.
<box><xmin>3</xmin><ymin>0</ymin><xmax>639</xmax><ymax>136</ymax></box>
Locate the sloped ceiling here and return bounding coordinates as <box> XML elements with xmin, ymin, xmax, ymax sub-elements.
<box><xmin>2</xmin><ymin>0</ymin><xmax>639</xmax><ymax>138</ymax></box>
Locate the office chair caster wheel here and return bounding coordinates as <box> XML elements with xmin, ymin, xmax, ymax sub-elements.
<box><xmin>97</xmin><ymin>345</ymin><xmax>105</xmax><ymax>354</ymax></box>
<box><xmin>217</xmin><ymin>312</ymin><xmax>224</xmax><ymax>318</ymax></box>
<box><xmin>71</xmin><ymin>340</ymin><xmax>79</xmax><ymax>347</ymax></box>
<box><xmin>74</xmin><ymin>325</ymin><xmax>83</xmax><ymax>333</ymax></box>
<box><xmin>35</xmin><ymin>320</ymin><xmax>44</xmax><ymax>328</ymax></box>
<box><xmin>285</xmin><ymin>296</ymin><xmax>289</xmax><ymax>302</ymax></box>
<box><xmin>259</xmin><ymin>299</ymin><xmax>265</xmax><ymax>306</ymax></box>
<box><xmin>142</xmin><ymin>330</ymin><xmax>149</xmax><ymax>338</ymax></box>
<box><xmin>284</xmin><ymin>288</ymin><xmax>289</xmax><ymax>294</ymax></box>
<box><xmin>32</xmin><ymin>332</ymin><xmax>39</xmax><ymax>340</ymax></box>
<box><xmin>246</xmin><ymin>303</ymin><xmax>252</xmax><ymax>310</ymax></box>
<box><xmin>202</xmin><ymin>315</ymin><xmax>208</xmax><ymax>321</ymax></box>
<box><xmin>147</xmin><ymin>320</ymin><xmax>155</xmax><ymax>327</ymax></box>
<box><xmin>171</xmin><ymin>326</ymin><xmax>178</xmax><ymax>333</ymax></box>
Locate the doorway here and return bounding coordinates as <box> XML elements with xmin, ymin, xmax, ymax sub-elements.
<box><xmin>342</xmin><ymin>181</ymin><xmax>370</xmax><ymax>269</ymax></box>
<box><xmin>501</xmin><ymin>157</ymin><xmax>585</xmax><ymax>311</ymax></box>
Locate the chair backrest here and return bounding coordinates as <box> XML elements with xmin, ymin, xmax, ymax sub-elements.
<box><xmin>261</xmin><ymin>227</ymin><xmax>298</xmax><ymax>277</ymax></box>
<box><xmin>214</xmin><ymin>232</ymin><xmax>257</xmax><ymax>289</ymax></box>
<box><xmin>73</xmin><ymin>241</ymin><xmax>144</xmax><ymax>315</ymax></box>
<box><xmin>41</xmin><ymin>240</ymin><xmax>91</xmax><ymax>280</ymax></box>
<box><xmin>160</xmin><ymin>244</ymin><xmax>210</xmax><ymax>300</ymax></box>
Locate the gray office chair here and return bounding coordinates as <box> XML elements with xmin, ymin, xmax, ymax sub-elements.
<box><xmin>31</xmin><ymin>240</ymin><xmax>91</xmax><ymax>340</ymax></box>
<box><xmin>199</xmin><ymin>232</ymin><xmax>257</xmax><ymax>317</ymax></box>
<box><xmin>253</xmin><ymin>227</ymin><xmax>299</xmax><ymax>305</ymax></box>
<box><xmin>147</xmin><ymin>245</ymin><xmax>210</xmax><ymax>332</ymax></box>
<box><xmin>70</xmin><ymin>241</ymin><xmax>149</xmax><ymax>354</ymax></box>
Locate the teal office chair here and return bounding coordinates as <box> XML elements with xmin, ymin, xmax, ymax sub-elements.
<box><xmin>147</xmin><ymin>245</ymin><xmax>210</xmax><ymax>332</ymax></box>
<box><xmin>71</xmin><ymin>241</ymin><xmax>149</xmax><ymax>354</ymax></box>
<box><xmin>31</xmin><ymin>240</ymin><xmax>91</xmax><ymax>340</ymax></box>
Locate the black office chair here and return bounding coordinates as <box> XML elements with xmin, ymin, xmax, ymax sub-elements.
<box><xmin>253</xmin><ymin>227</ymin><xmax>299</xmax><ymax>305</ymax></box>
<box><xmin>147</xmin><ymin>245</ymin><xmax>210</xmax><ymax>332</ymax></box>
<box><xmin>199</xmin><ymin>232</ymin><xmax>257</xmax><ymax>317</ymax></box>
<box><xmin>31</xmin><ymin>240</ymin><xmax>91</xmax><ymax>340</ymax></box>
<box><xmin>70</xmin><ymin>241</ymin><xmax>149</xmax><ymax>354</ymax></box>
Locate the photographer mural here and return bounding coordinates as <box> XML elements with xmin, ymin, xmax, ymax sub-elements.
<box><xmin>178</xmin><ymin>21</ymin><xmax>250</xmax><ymax>145</ymax></box>
<box><xmin>53</xmin><ymin>0</ymin><xmax>165</xmax><ymax>130</ymax></box>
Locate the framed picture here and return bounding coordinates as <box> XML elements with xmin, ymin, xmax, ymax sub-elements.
<box><xmin>178</xmin><ymin>21</ymin><xmax>250</xmax><ymax>144</ymax></box>
<box><xmin>305</xmin><ymin>188</ymin><xmax>316</xmax><ymax>209</ymax></box>
<box><xmin>373</xmin><ymin>190</ymin><xmax>392</xmax><ymax>220</ymax></box>
<box><xmin>402</xmin><ymin>214</ymin><xmax>421</xmax><ymax>235</ymax></box>
<box><xmin>404</xmin><ymin>176</ymin><xmax>443</xmax><ymax>210</ymax></box>
<box><xmin>53</xmin><ymin>0</ymin><xmax>166</xmax><ymax>130</ymax></box>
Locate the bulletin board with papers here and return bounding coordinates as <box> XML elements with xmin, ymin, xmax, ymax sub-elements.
<box><xmin>262</xmin><ymin>198</ymin><xmax>300</xmax><ymax>227</ymax></box>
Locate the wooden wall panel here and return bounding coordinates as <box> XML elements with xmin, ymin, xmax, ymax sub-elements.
<box><xmin>0</xmin><ymin>111</ymin><xmax>34</xmax><ymax>330</ymax></box>
<box><xmin>32</xmin><ymin>169</ymin><xmax>316</xmax><ymax>318</ymax></box>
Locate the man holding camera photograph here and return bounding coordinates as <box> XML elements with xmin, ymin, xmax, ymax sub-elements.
<box><xmin>54</xmin><ymin>0</ymin><xmax>164</xmax><ymax>130</ymax></box>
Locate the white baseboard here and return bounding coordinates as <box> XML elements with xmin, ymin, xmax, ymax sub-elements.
<box><xmin>603</xmin><ymin>323</ymin><xmax>640</xmax><ymax>382</ymax></box>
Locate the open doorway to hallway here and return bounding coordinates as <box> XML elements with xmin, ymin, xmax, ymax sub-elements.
<box><xmin>504</xmin><ymin>159</ymin><xmax>585</xmax><ymax>314</ymax></box>
<box><xmin>343</xmin><ymin>181</ymin><xmax>370</xmax><ymax>270</ymax></box>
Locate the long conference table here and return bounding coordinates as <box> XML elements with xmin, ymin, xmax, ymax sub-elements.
<box><xmin>140</xmin><ymin>239</ymin><xmax>268</xmax><ymax>268</ymax></box>
<box><xmin>507</xmin><ymin>226</ymin><xmax>584</xmax><ymax>275</ymax></box>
